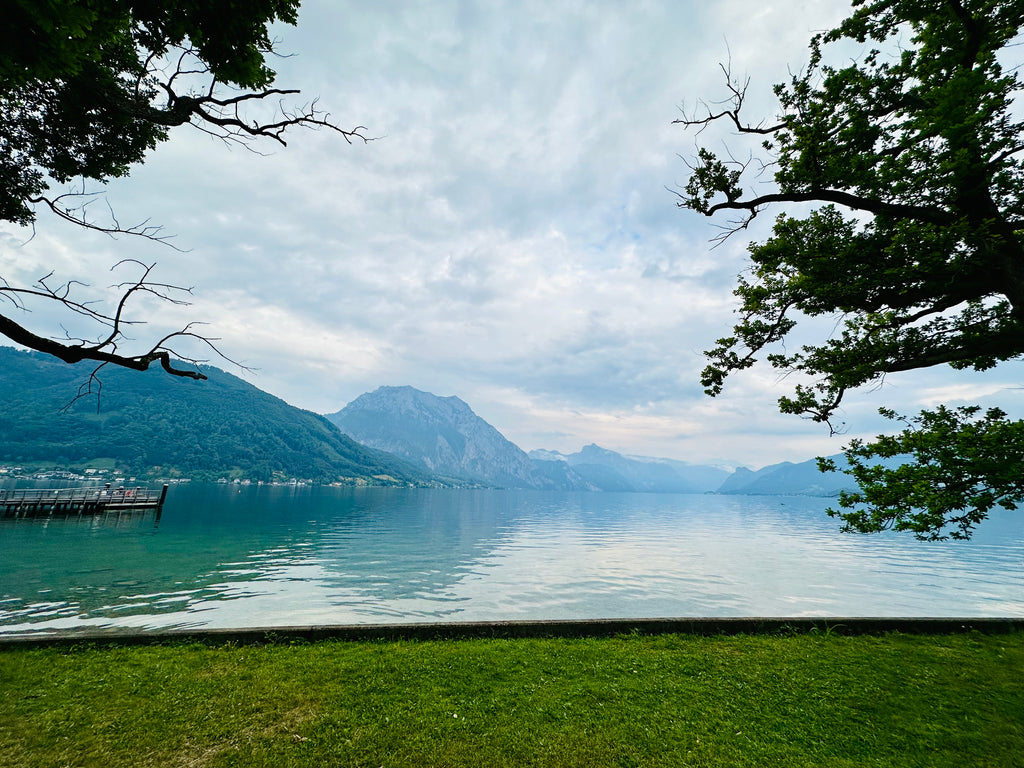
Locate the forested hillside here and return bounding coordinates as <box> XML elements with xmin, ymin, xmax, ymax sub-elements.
<box><xmin>0</xmin><ymin>347</ymin><xmax>434</xmax><ymax>484</ymax></box>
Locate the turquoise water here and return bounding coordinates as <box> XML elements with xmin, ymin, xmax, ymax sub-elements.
<box><xmin>1</xmin><ymin>484</ymin><xmax>1022</xmax><ymax>635</ymax></box>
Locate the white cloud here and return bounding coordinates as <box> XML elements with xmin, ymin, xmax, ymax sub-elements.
<box><xmin>6</xmin><ymin>0</ymin><xmax>1012</xmax><ymax>469</ymax></box>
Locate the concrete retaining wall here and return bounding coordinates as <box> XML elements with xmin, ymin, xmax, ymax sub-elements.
<box><xmin>2</xmin><ymin>616</ymin><xmax>1021</xmax><ymax>649</ymax></box>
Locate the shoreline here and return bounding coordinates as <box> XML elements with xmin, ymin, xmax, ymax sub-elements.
<box><xmin>3</xmin><ymin>615</ymin><xmax>1022</xmax><ymax>648</ymax></box>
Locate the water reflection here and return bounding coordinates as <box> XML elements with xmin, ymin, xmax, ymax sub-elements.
<box><xmin>1</xmin><ymin>485</ymin><xmax>1021</xmax><ymax>635</ymax></box>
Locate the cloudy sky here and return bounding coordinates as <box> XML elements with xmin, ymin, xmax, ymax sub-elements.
<box><xmin>2</xmin><ymin>0</ymin><xmax>1022</xmax><ymax>468</ymax></box>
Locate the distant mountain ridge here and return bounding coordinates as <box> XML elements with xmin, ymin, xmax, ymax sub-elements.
<box><xmin>327</xmin><ymin>385</ymin><xmax>863</xmax><ymax>496</ymax></box>
<box><xmin>0</xmin><ymin>347</ymin><xmax>434</xmax><ymax>485</ymax></box>
<box><xmin>326</xmin><ymin>386</ymin><xmax>592</xmax><ymax>489</ymax></box>
<box><xmin>712</xmin><ymin>453</ymin><xmax>909</xmax><ymax>497</ymax></box>
<box><xmin>1</xmin><ymin>348</ymin><xmax>865</xmax><ymax>495</ymax></box>
<box><xmin>528</xmin><ymin>445</ymin><xmax>730</xmax><ymax>493</ymax></box>
<box><xmin>327</xmin><ymin>386</ymin><xmax>734</xmax><ymax>493</ymax></box>
<box><xmin>715</xmin><ymin>456</ymin><xmax>857</xmax><ymax>496</ymax></box>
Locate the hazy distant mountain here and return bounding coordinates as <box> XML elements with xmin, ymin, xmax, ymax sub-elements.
<box><xmin>529</xmin><ymin>457</ymin><xmax>600</xmax><ymax>490</ymax></box>
<box><xmin>620</xmin><ymin>452</ymin><xmax>735</xmax><ymax>492</ymax></box>
<box><xmin>528</xmin><ymin>444</ymin><xmax>731</xmax><ymax>493</ymax></box>
<box><xmin>0</xmin><ymin>347</ymin><xmax>433</xmax><ymax>485</ymax></box>
<box><xmin>326</xmin><ymin>386</ymin><xmax>592</xmax><ymax>489</ymax></box>
<box><xmin>528</xmin><ymin>449</ymin><xmax>565</xmax><ymax>462</ymax></box>
<box><xmin>715</xmin><ymin>455</ymin><xmax>857</xmax><ymax>496</ymax></box>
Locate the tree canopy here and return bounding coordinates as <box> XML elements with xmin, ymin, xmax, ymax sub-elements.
<box><xmin>678</xmin><ymin>0</ymin><xmax>1024</xmax><ymax>539</ymax></box>
<box><xmin>0</xmin><ymin>0</ymin><xmax>363</xmax><ymax>378</ymax></box>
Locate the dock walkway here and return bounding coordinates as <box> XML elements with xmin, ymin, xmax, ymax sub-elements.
<box><xmin>0</xmin><ymin>485</ymin><xmax>168</xmax><ymax>518</ymax></box>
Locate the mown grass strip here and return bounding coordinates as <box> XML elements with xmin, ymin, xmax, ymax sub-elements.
<box><xmin>1</xmin><ymin>632</ymin><xmax>1021</xmax><ymax>767</ymax></box>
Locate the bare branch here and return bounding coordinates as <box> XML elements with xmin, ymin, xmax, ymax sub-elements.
<box><xmin>60</xmin><ymin>362</ymin><xmax>108</xmax><ymax>414</ymax></box>
<box><xmin>203</xmin><ymin>87</ymin><xmax>299</xmax><ymax>107</ymax></box>
<box><xmin>142</xmin><ymin>49</ymin><xmax>372</xmax><ymax>147</ymax></box>
<box><xmin>0</xmin><ymin>261</ymin><xmax>244</xmax><ymax>383</ymax></box>
<box><xmin>27</xmin><ymin>190</ymin><xmax>185</xmax><ymax>250</ymax></box>
<box><xmin>674</xmin><ymin>62</ymin><xmax>786</xmax><ymax>135</ymax></box>
<box><xmin>189</xmin><ymin>95</ymin><xmax>370</xmax><ymax>146</ymax></box>
<box><xmin>677</xmin><ymin>187</ymin><xmax>954</xmax><ymax>227</ymax></box>
<box><xmin>988</xmin><ymin>142</ymin><xmax>1024</xmax><ymax>167</ymax></box>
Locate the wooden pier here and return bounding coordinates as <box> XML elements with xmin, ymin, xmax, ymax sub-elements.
<box><xmin>0</xmin><ymin>484</ymin><xmax>168</xmax><ymax>518</ymax></box>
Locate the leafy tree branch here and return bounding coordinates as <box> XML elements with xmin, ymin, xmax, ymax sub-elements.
<box><xmin>679</xmin><ymin>0</ymin><xmax>1024</xmax><ymax>537</ymax></box>
<box><xmin>0</xmin><ymin>0</ymin><xmax>366</xmax><ymax>379</ymax></box>
<box><xmin>820</xmin><ymin>406</ymin><xmax>1024</xmax><ymax>540</ymax></box>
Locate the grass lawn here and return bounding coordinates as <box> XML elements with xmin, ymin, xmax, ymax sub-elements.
<box><xmin>1</xmin><ymin>631</ymin><xmax>1021</xmax><ymax>767</ymax></box>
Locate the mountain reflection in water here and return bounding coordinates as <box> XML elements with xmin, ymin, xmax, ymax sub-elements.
<box><xmin>1</xmin><ymin>484</ymin><xmax>1021</xmax><ymax>635</ymax></box>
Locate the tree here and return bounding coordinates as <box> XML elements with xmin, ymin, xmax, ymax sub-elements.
<box><xmin>0</xmin><ymin>0</ymin><xmax>365</xmax><ymax>379</ymax></box>
<box><xmin>677</xmin><ymin>0</ymin><xmax>1024</xmax><ymax>539</ymax></box>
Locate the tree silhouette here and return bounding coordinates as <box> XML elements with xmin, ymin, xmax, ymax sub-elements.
<box><xmin>679</xmin><ymin>0</ymin><xmax>1024</xmax><ymax>538</ymax></box>
<box><xmin>1</xmin><ymin>0</ymin><xmax>366</xmax><ymax>380</ymax></box>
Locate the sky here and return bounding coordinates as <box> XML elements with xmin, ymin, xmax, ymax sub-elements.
<box><xmin>2</xmin><ymin>0</ymin><xmax>1023</xmax><ymax>468</ymax></box>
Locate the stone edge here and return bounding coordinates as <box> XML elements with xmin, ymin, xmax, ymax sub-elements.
<box><xmin>1</xmin><ymin>617</ymin><xmax>1022</xmax><ymax>648</ymax></box>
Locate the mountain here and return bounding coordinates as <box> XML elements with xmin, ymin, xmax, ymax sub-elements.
<box><xmin>715</xmin><ymin>455</ymin><xmax>857</xmax><ymax>496</ymax></box>
<box><xmin>529</xmin><ymin>444</ymin><xmax>731</xmax><ymax>493</ymax></box>
<box><xmin>0</xmin><ymin>347</ymin><xmax>434</xmax><ymax>484</ymax></box>
<box><xmin>528</xmin><ymin>456</ymin><xmax>599</xmax><ymax>490</ymax></box>
<box><xmin>326</xmin><ymin>386</ymin><xmax>592</xmax><ymax>489</ymax></box>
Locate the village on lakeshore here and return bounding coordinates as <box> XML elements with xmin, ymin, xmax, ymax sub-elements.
<box><xmin>0</xmin><ymin>464</ymin><xmax>321</xmax><ymax>488</ymax></box>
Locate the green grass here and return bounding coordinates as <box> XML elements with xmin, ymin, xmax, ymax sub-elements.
<box><xmin>1</xmin><ymin>632</ymin><xmax>1021</xmax><ymax>767</ymax></box>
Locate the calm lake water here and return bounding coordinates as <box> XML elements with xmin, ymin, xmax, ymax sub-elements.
<box><xmin>1</xmin><ymin>483</ymin><xmax>1022</xmax><ymax>635</ymax></box>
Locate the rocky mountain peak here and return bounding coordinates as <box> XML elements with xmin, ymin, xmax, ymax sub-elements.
<box><xmin>326</xmin><ymin>386</ymin><xmax>585</xmax><ymax>489</ymax></box>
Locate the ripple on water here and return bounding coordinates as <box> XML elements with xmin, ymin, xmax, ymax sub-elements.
<box><xmin>1</xmin><ymin>488</ymin><xmax>1022</xmax><ymax>633</ymax></box>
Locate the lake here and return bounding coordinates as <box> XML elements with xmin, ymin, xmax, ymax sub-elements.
<box><xmin>1</xmin><ymin>483</ymin><xmax>1022</xmax><ymax>636</ymax></box>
